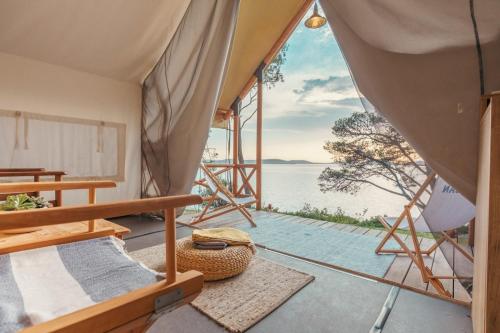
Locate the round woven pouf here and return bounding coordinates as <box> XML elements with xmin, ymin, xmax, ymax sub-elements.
<box><xmin>176</xmin><ymin>237</ymin><xmax>253</xmax><ymax>281</ymax></box>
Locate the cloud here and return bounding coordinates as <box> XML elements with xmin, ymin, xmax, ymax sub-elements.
<box><xmin>291</xmin><ymin>75</ymin><xmax>365</xmax><ymax>111</ymax></box>
<box><xmin>293</xmin><ymin>76</ymin><xmax>353</xmax><ymax>95</ymax></box>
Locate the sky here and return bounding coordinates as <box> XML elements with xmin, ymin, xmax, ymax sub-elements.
<box><xmin>207</xmin><ymin>4</ymin><xmax>365</xmax><ymax>163</ymax></box>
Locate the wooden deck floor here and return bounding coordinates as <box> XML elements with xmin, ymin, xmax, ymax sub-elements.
<box><xmin>178</xmin><ymin>209</ymin><xmax>472</xmax><ymax>303</ymax></box>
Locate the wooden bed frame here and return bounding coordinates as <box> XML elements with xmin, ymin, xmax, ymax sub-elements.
<box><xmin>0</xmin><ymin>183</ymin><xmax>203</xmax><ymax>333</ymax></box>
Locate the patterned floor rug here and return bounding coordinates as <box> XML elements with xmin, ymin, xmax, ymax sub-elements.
<box><xmin>130</xmin><ymin>245</ymin><xmax>314</xmax><ymax>332</ymax></box>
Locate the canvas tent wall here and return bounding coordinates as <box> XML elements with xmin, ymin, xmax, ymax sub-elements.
<box><xmin>0</xmin><ymin>0</ymin><xmax>191</xmax><ymax>203</ymax></box>
<box><xmin>0</xmin><ymin>0</ymin><xmax>310</xmax><ymax>205</ymax></box>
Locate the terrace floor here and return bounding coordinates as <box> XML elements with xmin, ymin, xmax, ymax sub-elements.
<box><xmin>112</xmin><ymin>210</ymin><xmax>473</xmax><ymax>332</ymax></box>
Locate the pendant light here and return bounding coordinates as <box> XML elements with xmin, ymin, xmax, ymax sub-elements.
<box><xmin>304</xmin><ymin>2</ymin><xmax>327</xmax><ymax>29</ymax></box>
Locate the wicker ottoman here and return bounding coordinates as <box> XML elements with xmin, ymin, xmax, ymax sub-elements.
<box><xmin>176</xmin><ymin>237</ymin><xmax>253</xmax><ymax>281</ymax></box>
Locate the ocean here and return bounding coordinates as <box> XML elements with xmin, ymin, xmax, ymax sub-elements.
<box><xmin>259</xmin><ymin>164</ymin><xmax>407</xmax><ymax>218</ymax></box>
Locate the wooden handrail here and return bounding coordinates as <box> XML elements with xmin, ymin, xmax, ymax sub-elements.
<box><xmin>0</xmin><ymin>195</ymin><xmax>202</xmax><ymax>230</ymax></box>
<box><xmin>0</xmin><ymin>170</ymin><xmax>66</xmax><ymax>177</ymax></box>
<box><xmin>0</xmin><ymin>168</ymin><xmax>45</xmax><ymax>172</ymax></box>
<box><xmin>0</xmin><ymin>181</ymin><xmax>116</xmax><ymax>193</ymax></box>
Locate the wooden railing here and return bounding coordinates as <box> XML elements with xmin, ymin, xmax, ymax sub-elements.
<box><xmin>0</xmin><ymin>181</ymin><xmax>116</xmax><ymax>233</ymax></box>
<box><xmin>195</xmin><ymin>163</ymin><xmax>260</xmax><ymax>205</ymax></box>
<box><xmin>0</xmin><ymin>169</ymin><xmax>66</xmax><ymax>205</ymax></box>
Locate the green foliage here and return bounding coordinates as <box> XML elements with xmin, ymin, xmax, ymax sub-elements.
<box><xmin>277</xmin><ymin>203</ymin><xmax>435</xmax><ymax>239</ymax></box>
<box><xmin>0</xmin><ymin>194</ymin><xmax>50</xmax><ymax>211</ymax></box>
<box><xmin>264</xmin><ymin>43</ymin><xmax>289</xmax><ymax>89</ymax></box>
<box><xmin>281</xmin><ymin>203</ymin><xmax>380</xmax><ymax>226</ymax></box>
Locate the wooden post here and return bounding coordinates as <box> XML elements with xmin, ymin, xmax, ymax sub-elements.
<box><xmin>231</xmin><ymin>98</ymin><xmax>241</xmax><ymax>195</ymax></box>
<box><xmin>88</xmin><ymin>187</ymin><xmax>96</xmax><ymax>232</ymax></box>
<box><xmin>255</xmin><ymin>63</ymin><xmax>264</xmax><ymax>210</ymax></box>
<box><xmin>54</xmin><ymin>174</ymin><xmax>63</xmax><ymax>206</ymax></box>
<box><xmin>34</xmin><ymin>174</ymin><xmax>40</xmax><ymax>198</ymax></box>
<box><xmin>473</xmin><ymin>92</ymin><xmax>500</xmax><ymax>333</ymax></box>
<box><xmin>165</xmin><ymin>207</ymin><xmax>177</xmax><ymax>284</ymax></box>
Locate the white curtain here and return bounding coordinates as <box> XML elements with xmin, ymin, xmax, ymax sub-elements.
<box><xmin>141</xmin><ymin>0</ymin><xmax>239</xmax><ymax>198</ymax></box>
<box><xmin>320</xmin><ymin>0</ymin><xmax>500</xmax><ymax>202</ymax></box>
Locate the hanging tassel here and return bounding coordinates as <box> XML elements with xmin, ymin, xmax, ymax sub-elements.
<box><xmin>97</xmin><ymin>121</ymin><xmax>104</xmax><ymax>153</ymax></box>
<box><xmin>14</xmin><ymin>112</ymin><xmax>20</xmax><ymax>150</ymax></box>
<box><xmin>23</xmin><ymin>115</ymin><xmax>29</xmax><ymax>150</ymax></box>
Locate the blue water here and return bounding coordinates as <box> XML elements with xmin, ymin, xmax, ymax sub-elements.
<box><xmin>261</xmin><ymin>164</ymin><xmax>407</xmax><ymax>217</ymax></box>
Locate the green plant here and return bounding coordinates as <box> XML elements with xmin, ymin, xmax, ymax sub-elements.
<box><xmin>0</xmin><ymin>194</ymin><xmax>50</xmax><ymax>211</ymax></box>
<box><xmin>277</xmin><ymin>203</ymin><xmax>436</xmax><ymax>238</ymax></box>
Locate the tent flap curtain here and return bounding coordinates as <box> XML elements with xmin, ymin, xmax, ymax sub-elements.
<box><xmin>141</xmin><ymin>0</ymin><xmax>239</xmax><ymax>199</ymax></box>
<box><xmin>319</xmin><ymin>0</ymin><xmax>500</xmax><ymax>202</ymax></box>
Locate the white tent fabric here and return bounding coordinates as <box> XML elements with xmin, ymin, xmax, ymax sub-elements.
<box><xmin>320</xmin><ymin>0</ymin><xmax>500</xmax><ymax>202</ymax></box>
<box><xmin>0</xmin><ymin>0</ymin><xmax>190</xmax><ymax>83</ymax></box>
<box><xmin>386</xmin><ymin>177</ymin><xmax>475</xmax><ymax>233</ymax></box>
<box><xmin>141</xmin><ymin>0</ymin><xmax>239</xmax><ymax>198</ymax></box>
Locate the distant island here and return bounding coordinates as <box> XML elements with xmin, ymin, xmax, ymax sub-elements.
<box><xmin>212</xmin><ymin>159</ymin><xmax>320</xmax><ymax>164</ymax></box>
<box><xmin>261</xmin><ymin>159</ymin><xmax>314</xmax><ymax>164</ymax></box>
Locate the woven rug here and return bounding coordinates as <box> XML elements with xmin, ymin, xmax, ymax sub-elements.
<box><xmin>129</xmin><ymin>245</ymin><xmax>314</xmax><ymax>332</ymax></box>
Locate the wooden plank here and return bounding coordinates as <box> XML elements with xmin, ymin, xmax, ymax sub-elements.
<box><xmin>0</xmin><ymin>181</ymin><xmax>115</xmax><ymax>193</ymax></box>
<box><xmin>403</xmin><ymin>237</ymin><xmax>431</xmax><ymax>291</ymax></box>
<box><xmin>428</xmin><ymin>245</ymin><xmax>454</xmax><ymax>296</ymax></box>
<box><xmin>473</xmin><ymin>94</ymin><xmax>500</xmax><ymax>333</ymax></box>
<box><xmin>351</xmin><ymin>227</ymin><xmax>370</xmax><ymax>235</ymax></box>
<box><xmin>0</xmin><ymin>170</ymin><xmax>66</xmax><ymax>177</ymax></box>
<box><xmin>0</xmin><ymin>195</ymin><xmax>202</xmax><ymax>230</ymax></box>
<box><xmin>341</xmin><ymin>225</ymin><xmax>358</xmax><ymax>233</ymax></box>
<box><xmin>383</xmin><ymin>234</ymin><xmax>412</xmax><ymax>283</ymax></box>
<box><xmin>256</xmin><ymin>72</ymin><xmax>262</xmax><ymax>210</ymax></box>
<box><xmin>0</xmin><ymin>219</ymin><xmax>129</xmax><ymax>254</ymax></box>
<box><xmin>364</xmin><ymin>229</ymin><xmax>383</xmax><ymax>237</ymax></box>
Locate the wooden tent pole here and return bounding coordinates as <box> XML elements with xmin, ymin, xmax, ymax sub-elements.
<box><xmin>231</xmin><ymin>99</ymin><xmax>241</xmax><ymax>195</ymax></box>
<box><xmin>256</xmin><ymin>63</ymin><xmax>264</xmax><ymax>210</ymax></box>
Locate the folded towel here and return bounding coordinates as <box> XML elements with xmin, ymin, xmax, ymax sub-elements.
<box><xmin>192</xmin><ymin>228</ymin><xmax>252</xmax><ymax>246</ymax></box>
<box><xmin>193</xmin><ymin>241</ymin><xmax>228</xmax><ymax>250</ymax></box>
<box><xmin>192</xmin><ymin>228</ymin><xmax>256</xmax><ymax>254</ymax></box>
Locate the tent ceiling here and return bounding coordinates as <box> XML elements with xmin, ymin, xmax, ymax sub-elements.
<box><xmin>0</xmin><ymin>0</ymin><xmax>189</xmax><ymax>83</ymax></box>
<box><xmin>218</xmin><ymin>0</ymin><xmax>308</xmax><ymax>110</ymax></box>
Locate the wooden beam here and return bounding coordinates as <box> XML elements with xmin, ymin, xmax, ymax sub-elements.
<box><xmin>0</xmin><ymin>195</ymin><xmax>203</xmax><ymax>230</ymax></box>
<box><xmin>473</xmin><ymin>93</ymin><xmax>500</xmax><ymax>333</ymax></box>
<box><xmin>165</xmin><ymin>208</ymin><xmax>177</xmax><ymax>284</ymax></box>
<box><xmin>238</xmin><ymin>0</ymin><xmax>314</xmax><ymax>100</ymax></box>
<box><xmin>0</xmin><ymin>170</ymin><xmax>66</xmax><ymax>177</ymax></box>
<box><xmin>256</xmin><ymin>63</ymin><xmax>264</xmax><ymax>210</ymax></box>
<box><xmin>0</xmin><ymin>181</ymin><xmax>116</xmax><ymax>193</ymax></box>
<box><xmin>0</xmin><ymin>228</ymin><xmax>116</xmax><ymax>255</ymax></box>
<box><xmin>88</xmin><ymin>187</ymin><xmax>96</xmax><ymax>232</ymax></box>
<box><xmin>231</xmin><ymin>100</ymin><xmax>241</xmax><ymax>194</ymax></box>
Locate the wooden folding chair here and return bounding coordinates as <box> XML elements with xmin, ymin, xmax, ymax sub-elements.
<box><xmin>375</xmin><ymin>172</ymin><xmax>474</xmax><ymax>297</ymax></box>
<box><xmin>191</xmin><ymin>164</ymin><xmax>256</xmax><ymax>227</ymax></box>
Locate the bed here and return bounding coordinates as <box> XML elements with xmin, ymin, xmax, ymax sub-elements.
<box><xmin>0</xmin><ymin>181</ymin><xmax>203</xmax><ymax>332</ymax></box>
